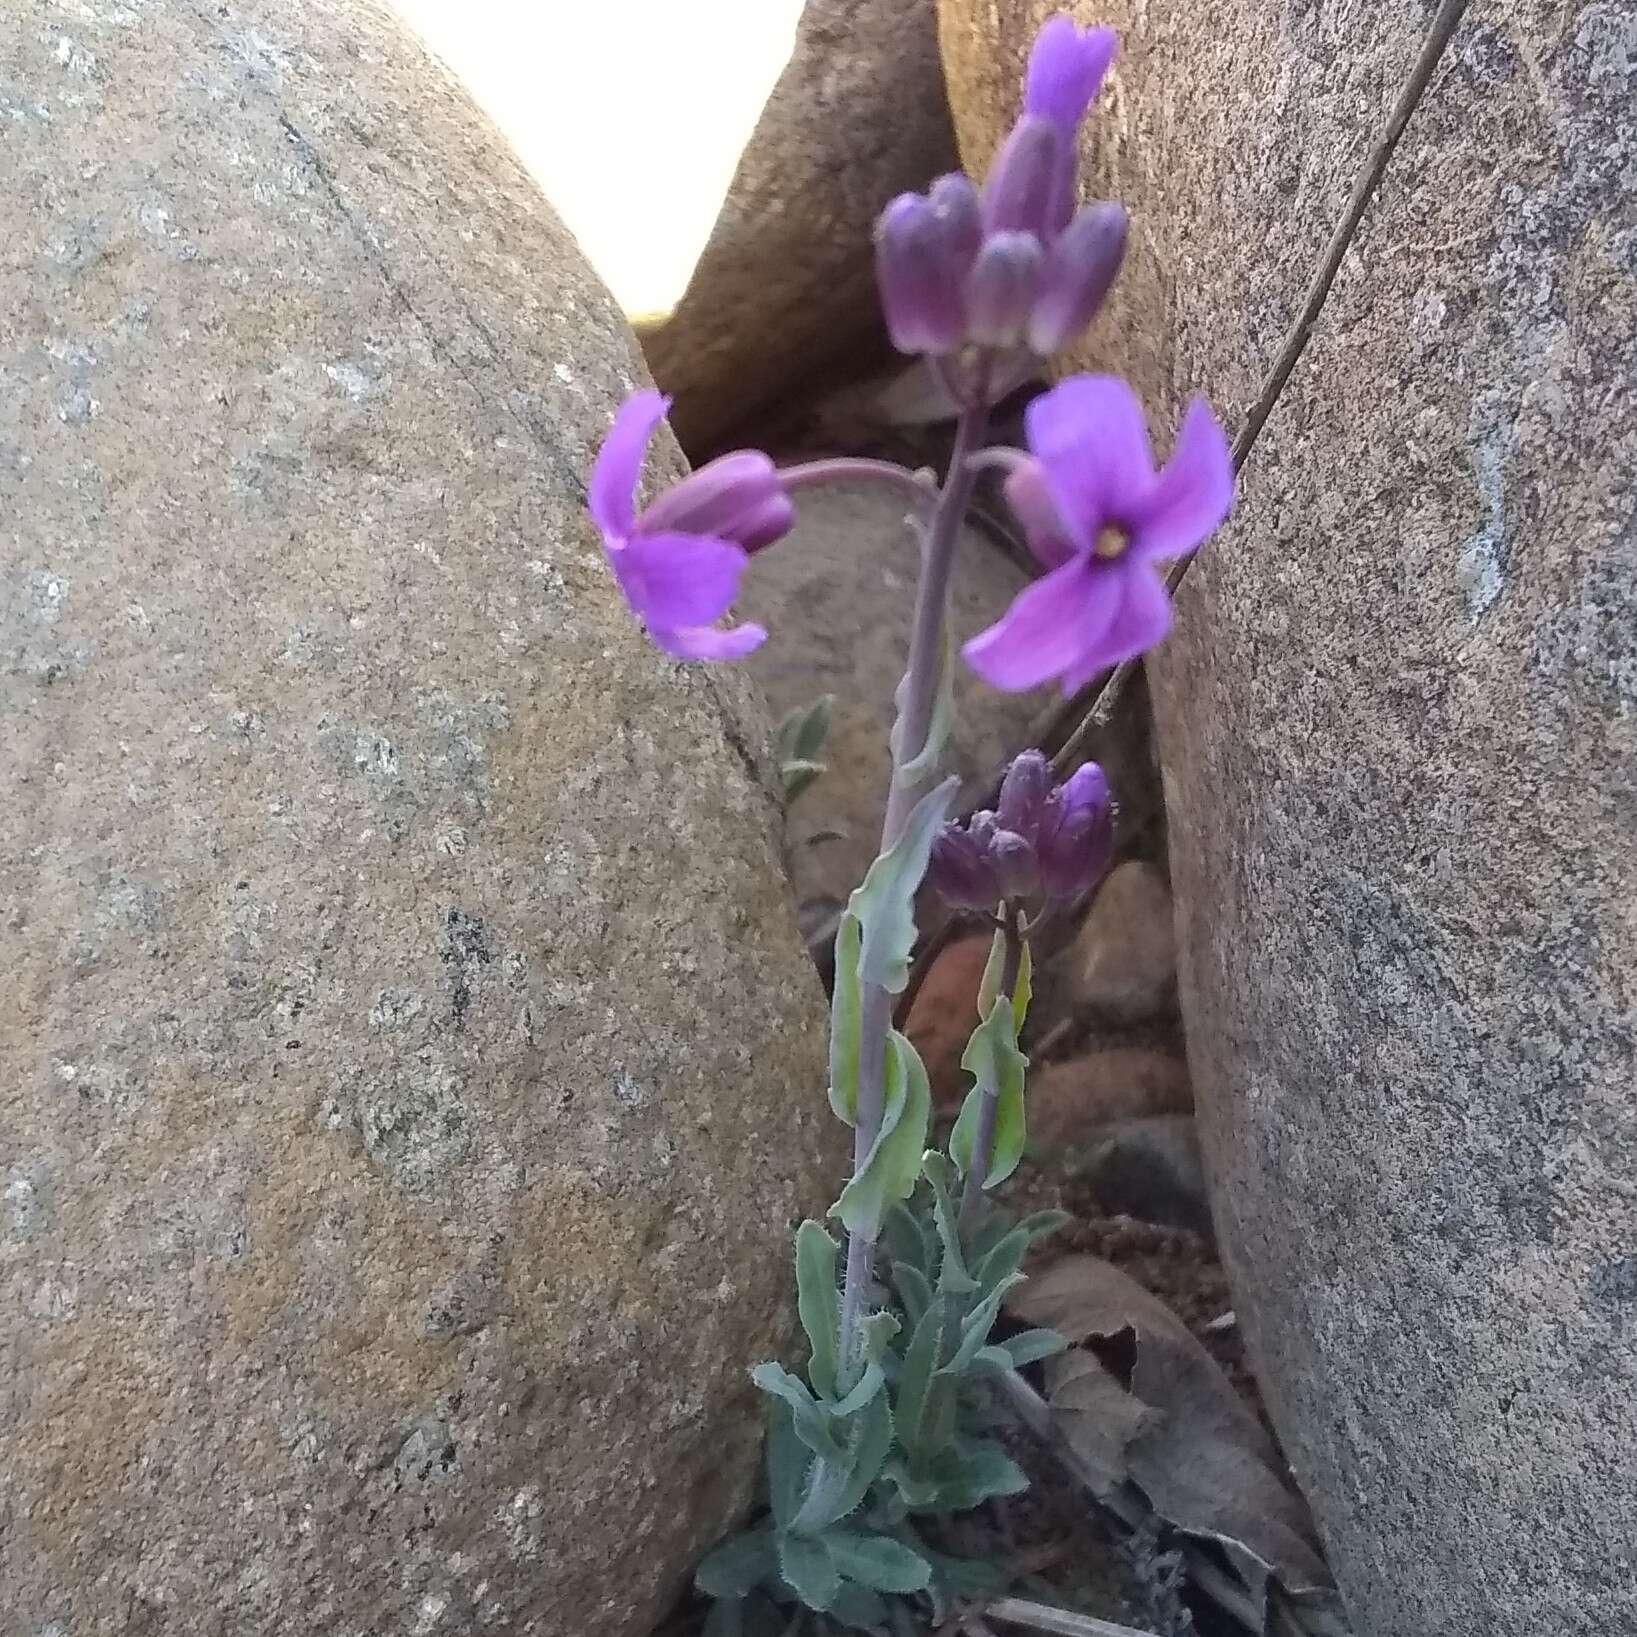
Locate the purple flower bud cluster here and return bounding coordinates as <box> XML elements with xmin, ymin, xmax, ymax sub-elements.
<box><xmin>875</xmin><ymin>19</ymin><xmax>1126</xmax><ymax>363</ymax></box>
<box><xmin>927</xmin><ymin>751</ymin><xmax>1113</xmax><ymax>915</ymax></box>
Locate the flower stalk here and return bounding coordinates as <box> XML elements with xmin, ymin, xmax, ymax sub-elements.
<box><xmin>836</xmin><ymin>383</ymin><xmax>992</xmax><ymax>1368</ymax></box>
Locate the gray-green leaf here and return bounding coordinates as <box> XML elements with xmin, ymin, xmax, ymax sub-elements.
<box><xmin>848</xmin><ymin>778</ymin><xmax>959</xmax><ymax>994</ymax></box>
<box><xmin>695</xmin><ymin>1529</ymin><xmax>776</xmax><ymax>1599</ymax></box>
<box><xmin>831</xmin><ymin>1032</ymin><xmax>931</xmax><ymax>1239</ymax></box>
<box><xmin>948</xmin><ymin>995</ymin><xmax>1029</xmax><ymax>1190</ymax></box>
<box><xmin>826</xmin><ymin>1532</ymin><xmax>933</xmax><ymax>1594</ymax></box>
<box><xmin>794</xmin><ymin>1220</ymin><xmax>841</xmax><ymax>1400</ymax></box>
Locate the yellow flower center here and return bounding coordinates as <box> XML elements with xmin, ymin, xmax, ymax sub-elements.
<box><xmin>1093</xmin><ymin>525</ymin><xmax>1130</xmax><ymax>560</ymax></box>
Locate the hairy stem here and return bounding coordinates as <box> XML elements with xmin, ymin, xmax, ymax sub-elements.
<box><xmin>836</xmin><ymin>387</ymin><xmax>992</xmax><ymax>1369</ymax></box>
<box><xmin>958</xmin><ymin>907</ymin><xmax>1025</xmax><ymax>1231</ymax></box>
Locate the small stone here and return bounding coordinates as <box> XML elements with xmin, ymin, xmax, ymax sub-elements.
<box><xmin>1077</xmin><ymin>1116</ymin><xmax>1211</xmax><ymax>1235</ymax></box>
<box><xmin>1067</xmin><ymin>860</ymin><xmax>1177</xmax><ymax>1023</ymax></box>
<box><xmin>904</xmin><ymin>934</ymin><xmax>994</xmax><ymax>1107</ymax></box>
<box><xmin>1027</xmin><ymin>1049</ymin><xmax>1193</xmax><ymax>1153</ymax></box>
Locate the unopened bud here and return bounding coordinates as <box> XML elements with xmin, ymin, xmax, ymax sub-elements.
<box><xmin>927</xmin><ymin>173</ymin><xmax>983</xmax><ymax>282</ymax></box>
<box><xmin>875</xmin><ymin>193</ymin><xmax>966</xmax><ymax>356</ymax></box>
<box><xmin>927</xmin><ymin>824</ymin><xmax>1000</xmax><ymax>913</ymax></box>
<box><xmin>980</xmin><ymin>116</ymin><xmax>1064</xmax><ymax>239</ymax></box>
<box><xmin>637</xmin><ymin>450</ymin><xmax>794</xmax><ymax>553</ymax></box>
<box><xmin>989</xmin><ymin>828</ymin><xmax>1040</xmax><ymax>901</ymax></box>
<box><xmin>964</xmin><ymin>232</ymin><xmax>1044</xmax><ymax>350</ymax></box>
<box><xmin>1027</xmin><ymin>202</ymin><xmax>1128</xmax><ymax>356</ymax></box>
<box><xmin>995</xmin><ymin>749</ymin><xmax>1052</xmax><ymax>843</ymax></box>
<box><xmin>1038</xmin><ymin>762</ymin><xmax>1114</xmax><ymax>901</ymax></box>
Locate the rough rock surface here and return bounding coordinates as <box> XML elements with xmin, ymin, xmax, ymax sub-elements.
<box><xmin>940</xmin><ymin>3</ymin><xmax>1637</xmax><ymax>1633</ymax></box>
<box><xmin>739</xmin><ymin>479</ymin><xmax>1040</xmax><ymax>928</ymax></box>
<box><xmin>0</xmin><ymin>4</ymin><xmax>834</xmax><ymax>1633</ymax></box>
<box><xmin>639</xmin><ymin>0</ymin><xmax>957</xmax><ymax>454</ymax></box>
<box><xmin>1027</xmin><ymin>1050</ymin><xmax>1193</xmax><ymax>1151</ymax></box>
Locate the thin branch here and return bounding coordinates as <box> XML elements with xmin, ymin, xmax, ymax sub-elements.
<box><xmin>984</xmin><ymin>1597</ymin><xmax>1164</xmax><ymax>1637</ymax></box>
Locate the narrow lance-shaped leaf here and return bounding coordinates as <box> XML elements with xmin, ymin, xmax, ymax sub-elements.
<box><xmin>949</xmin><ymin>995</ymin><xmax>1030</xmax><ymax>1190</ymax></box>
<box><xmin>828</xmin><ymin>909</ymin><xmax>864</xmax><ymax>1125</ymax></box>
<box><xmin>977</xmin><ymin>929</ymin><xmax>1032</xmax><ymax>1034</ymax></box>
<box><xmin>794</xmin><ymin>1220</ymin><xmax>841</xmax><ymax>1400</ymax></box>
<box><xmin>849</xmin><ymin>777</ymin><xmax>959</xmax><ymax>993</ymax></box>
<box><xmin>831</xmin><ymin>1031</ymin><xmax>932</xmax><ymax>1239</ymax></box>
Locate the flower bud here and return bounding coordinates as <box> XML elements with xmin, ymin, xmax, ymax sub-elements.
<box><xmin>875</xmin><ymin>193</ymin><xmax>966</xmax><ymax>356</ymax></box>
<box><xmin>1039</xmin><ymin>762</ymin><xmax>1114</xmax><ymax>901</ymax></box>
<box><xmin>995</xmin><ymin>749</ymin><xmax>1052</xmax><ymax>843</ymax></box>
<box><xmin>1024</xmin><ymin>18</ymin><xmax>1118</xmax><ymax>133</ymax></box>
<box><xmin>637</xmin><ymin>450</ymin><xmax>795</xmax><ymax>553</ymax></box>
<box><xmin>927</xmin><ymin>172</ymin><xmax>983</xmax><ymax>281</ymax></box>
<box><xmin>1027</xmin><ymin>202</ymin><xmax>1128</xmax><ymax>356</ymax></box>
<box><xmin>989</xmin><ymin>828</ymin><xmax>1040</xmax><ymax>901</ymax></box>
<box><xmin>964</xmin><ymin>232</ymin><xmax>1044</xmax><ymax>350</ymax></box>
<box><xmin>980</xmin><ymin>115</ymin><xmax>1064</xmax><ymax>238</ymax></box>
<box><xmin>927</xmin><ymin>824</ymin><xmax>1000</xmax><ymax>913</ymax></box>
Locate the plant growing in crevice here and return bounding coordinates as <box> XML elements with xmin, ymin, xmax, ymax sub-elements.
<box><xmin>585</xmin><ymin>13</ymin><xmax>1233</xmax><ymax>1632</ymax></box>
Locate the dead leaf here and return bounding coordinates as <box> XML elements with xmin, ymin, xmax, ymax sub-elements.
<box><xmin>1009</xmin><ymin>1256</ymin><xmax>1340</xmax><ymax>1611</ymax></box>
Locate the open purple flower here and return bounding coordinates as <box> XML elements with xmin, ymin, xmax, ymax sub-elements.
<box><xmin>963</xmin><ymin>375</ymin><xmax>1233</xmax><ymax>693</ymax></box>
<box><xmin>588</xmin><ymin>389</ymin><xmax>790</xmax><ymax>660</ymax></box>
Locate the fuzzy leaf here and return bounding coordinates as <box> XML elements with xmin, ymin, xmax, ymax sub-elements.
<box><xmin>931</xmin><ymin>1440</ymin><xmax>1030</xmax><ymax>1509</ymax></box>
<box><xmin>828</xmin><ymin>1581</ymin><xmax>891</xmax><ymax>1633</ymax></box>
<box><xmin>942</xmin><ymin>1274</ymin><xmax>1026</xmax><ymax>1376</ymax></box>
<box><xmin>792</xmin><ymin>1390</ymin><xmax>894</xmax><ymax>1533</ymax></box>
<box><xmin>696</xmin><ymin>1529</ymin><xmax>776</xmax><ymax>1599</ymax></box>
<box><xmin>891</xmin><ymin>1298</ymin><xmax>944</xmax><ymax>1462</ymax></box>
<box><xmin>997</xmin><ymin>1327</ymin><xmax>1069</xmax><ymax>1368</ymax></box>
<box><xmin>860</xmin><ymin>1310</ymin><xmax>902</xmax><ymax>1365</ymax></box>
<box><xmin>779</xmin><ymin>694</ymin><xmax>834</xmax><ymax>765</ymax></box>
<box><xmin>781</xmin><ymin>758</ymin><xmax>828</xmax><ymax>801</ymax></box>
<box><xmin>831</xmin><ymin>1032</ymin><xmax>931</xmax><ymax>1240</ymax></box>
<box><xmin>765</xmin><ymin>1403</ymin><xmax>810</xmax><ymax>1529</ymax></box>
<box><xmin>751</xmin><ymin>1363</ymin><xmax>845</xmax><ymax>1464</ymax></box>
<box><xmin>777</xmin><ymin>1533</ymin><xmax>841</xmax><ymax>1612</ymax></box>
<box><xmin>828</xmin><ymin>911</ymin><xmax>864</xmax><ymax>1125</ymax></box>
<box><xmin>848</xmin><ymin>778</ymin><xmax>959</xmax><ymax>993</ymax></box>
<box><xmin>948</xmin><ymin>996</ymin><xmax>1029</xmax><ymax>1190</ymax></box>
<box><xmin>976</xmin><ymin>930</ymin><xmax>1032</xmax><ymax>1033</ymax></box>
<box><xmin>826</xmin><ymin>1532</ymin><xmax>933</xmax><ymax>1594</ymax></box>
<box><xmin>891</xmin><ymin>1261</ymin><xmax>932</xmax><ymax>1330</ymax></box>
<box><xmin>795</xmin><ymin>1221</ymin><xmax>841</xmax><ymax>1400</ymax></box>
<box><xmin>832</xmin><ymin>1361</ymin><xmax>885</xmax><ymax>1420</ymax></box>
<box><xmin>892</xmin><ymin>629</ymin><xmax>957</xmax><ymax>785</ymax></box>
<box><xmin>921</xmin><ymin>1152</ymin><xmax>974</xmax><ymax>1296</ymax></box>
<box><xmin>882</xmin><ymin>1200</ymin><xmax>932</xmax><ymax>1277</ymax></box>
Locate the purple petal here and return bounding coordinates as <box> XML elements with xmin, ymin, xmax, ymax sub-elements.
<box><xmin>1027</xmin><ymin>375</ymin><xmax>1157</xmax><ymax>549</ymax></box>
<box><xmin>613</xmin><ymin>529</ymin><xmax>747</xmax><ymax>630</ymax></box>
<box><xmin>1024</xmin><ymin>18</ymin><xmax>1118</xmax><ymax>132</ymax></box>
<box><xmin>652</xmin><ymin>621</ymin><xmax>767</xmax><ymax>661</ymax></box>
<box><xmin>637</xmin><ymin>450</ymin><xmax>794</xmax><ymax>553</ymax></box>
<box><xmin>1004</xmin><ymin>460</ymin><xmax>1077</xmax><ymax>570</ymax></box>
<box><xmin>980</xmin><ymin>116</ymin><xmax>1064</xmax><ymax>238</ymax></box>
<box><xmin>962</xmin><ymin>556</ymin><xmax>1111</xmax><ymax>692</ymax></box>
<box><xmin>1095</xmin><ymin>561</ymin><xmax>1175</xmax><ymax>670</ymax></box>
<box><xmin>1129</xmin><ymin>396</ymin><xmax>1235</xmax><ymax>562</ymax></box>
<box><xmin>1059</xmin><ymin>761</ymin><xmax>1110</xmax><ymax>817</ymax></box>
<box><xmin>589</xmin><ymin>389</ymin><xmax>668</xmax><ymax>540</ymax></box>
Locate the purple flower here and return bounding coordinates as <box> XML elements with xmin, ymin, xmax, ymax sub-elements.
<box><xmin>1023</xmin><ymin>17</ymin><xmax>1118</xmax><ymax>232</ymax></box>
<box><xmin>926</xmin><ymin>750</ymin><xmax>1114</xmax><ymax>913</ymax></box>
<box><xmin>963</xmin><ymin>376</ymin><xmax>1233</xmax><ymax>693</ymax></box>
<box><xmin>1024</xmin><ymin>16</ymin><xmax>1118</xmax><ymax>132</ymax></box>
<box><xmin>589</xmin><ymin>390</ymin><xmax>790</xmax><ymax>660</ymax></box>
